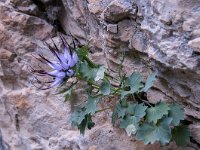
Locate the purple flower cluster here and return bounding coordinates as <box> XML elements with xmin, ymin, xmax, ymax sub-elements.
<box><xmin>32</xmin><ymin>39</ymin><xmax>78</xmax><ymax>89</ymax></box>
<box><xmin>47</xmin><ymin>47</ymin><xmax>78</xmax><ymax>87</ymax></box>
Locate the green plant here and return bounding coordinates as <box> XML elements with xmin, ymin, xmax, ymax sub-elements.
<box><xmin>32</xmin><ymin>41</ymin><xmax>190</xmax><ymax>147</ymax></box>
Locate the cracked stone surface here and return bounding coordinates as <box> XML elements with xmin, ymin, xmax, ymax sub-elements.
<box><xmin>0</xmin><ymin>0</ymin><xmax>200</xmax><ymax>149</ymax></box>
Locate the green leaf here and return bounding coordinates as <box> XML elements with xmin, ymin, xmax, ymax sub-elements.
<box><xmin>112</xmin><ymin>100</ymin><xmax>128</xmax><ymax>125</ymax></box>
<box><xmin>64</xmin><ymin>88</ymin><xmax>73</xmax><ymax>102</ymax></box>
<box><xmin>79</xmin><ymin>61</ymin><xmax>105</xmax><ymax>81</ymax></box>
<box><xmin>134</xmin><ymin>103</ymin><xmax>148</xmax><ymax>119</ymax></box>
<box><xmin>54</xmin><ymin>81</ymin><xmax>77</xmax><ymax>95</ymax></box>
<box><xmin>172</xmin><ymin>125</ymin><xmax>190</xmax><ymax>147</ymax></box>
<box><xmin>78</xmin><ymin>116</ymin><xmax>88</xmax><ymax>135</ymax></box>
<box><xmin>87</xmin><ymin>119</ymin><xmax>95</xmax><ymax>130</ymax></box>
<box><xmin>78</xmin><ymin>114</ymin><xmax>95</xmax><ymax>135</ymax></box>
<box><xmin>71</xmin><ymin>108</ymin><xmax>87</xmax><ymax>126</ymax></box>
<box><xmin>136</xmin><ymin>117</ymin><xmax>172</xmax><ymax>145</ymax></box>
<box><xmin>79</xmin><ymin>61</ymin><xmax>97</xmax><ymax>80</ymax></box>
<box><xmin>126</xmin><ymin>103</ymin><xmax>136</xmax><ymax>115</ymax></box>
<box><xmin>142</xmin><ymin>71</ymin><xmax>157</xmax><ymax>92</ymax></box>
<box><xmin>126</xmin><ymin>124</ymin><xmax>137</xmax><ymax>136</ymax></box>
<box><xmin>85</xmin><ymin>96</ymin><xmax>100</xmax><ymax>115</ymax></box>
<box><xmin>121</xmin><ymin>72</ymin><xmax>143</xmax><ymax>99</ymax></box>
<box><xmin>112</xmin><ymin>110</ymin><xmax>118</xmax><ymax>125</ymax></box>
<box><xmin>121</xmin><ymin>99</ymin><xmax>128</xmax><ymax>108</ymax></box>
<box><xmin>146</xmin><ymin>102</ymin><xmax>170</xmax><ymax>124</ymax></box>
<box><xmin>169</xmin><ymin>103</ymin><xmax>184</xmax><ymax>126</ymax></box>
<box><xmin>76</xmin><ymin>46</ymin><xmax>88</xmax><ymax>60</ymax></box>
<box><xmin>120</xmin><ymin>116</ymin><xmax>139</xmax><ymax>129</ymax></box>
<box><xmin>115</xmin><ymin>102</ymin><xmax>127</xmax><ymax>118</ymax></box>
<box><xmin>95</xmin><ymin>66</ymin><xmax>105</xmax><ymax>81</ymax></box>
<box><xmin>100</xmin><ymin>80</ymin><xmax>111</xmax><ymax>95</ymax></box>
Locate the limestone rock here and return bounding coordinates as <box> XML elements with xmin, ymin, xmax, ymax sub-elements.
<box><xmin>0</xmin><ymin>49</ymin><xmax>13</xmax><ymax>60</ymax></box>
<box><xmin>0</xmin><ymin>63</ymin><xmax>3</xmax><ymax>76</ymax></box>
<box><xmin>9</xmin><ymin>0</ymin><xmax>40</xmax><ymax>16</ymax></box>
<box><xmin>190</xmin><ymin>124</ymin><xmax>200</xmax><ymax>144</ymax></box>
<box><xmin>188</xmin><ymin>38</ymin><xmax>200</xmax><ymax>52</ymax></box>
<box><xmin>129</xmin><ymin>32</ymin><xmax>147</xmax><ymax>52</ymax></box>
<box><xmin>103</xmin><ymin>0</ymin><xmax>136</xmax><ymax>23</ymax></box>
<box><xmin>0</xmin><ymin>0</ymin><xmax>200</xmax><ymax>149</ymax></box>
<box><xmin>107</xmin><ymin>24</ymin><xmax>118</xmax><ymax>34</ymax></box>
<box><xmin>87</xmin><ymin>0</ymin><xmax>109</xmax><ymax>15</ymax></box>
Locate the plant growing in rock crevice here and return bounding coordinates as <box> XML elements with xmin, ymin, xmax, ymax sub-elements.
<box><xmin>32</xmin><ymin>37</ymin><xmax>190</xmax><ymax>147</ymax></box>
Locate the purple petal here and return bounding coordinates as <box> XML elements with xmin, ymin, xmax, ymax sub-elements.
<box><xmin>68</xmin><ymin>58</ymin><xmax>75</xmax><ymax>67</ymax></box>
<box><xmin>72</xmin><ymin>51</ymin><xmax>78</xmax><ymax>65</ymax></box>
<box><xmin>56</xmin><ymin>71</ymin><xmax>66</xmax><ymax>78</ymax></box>
<box><xmin>50</xmin><ymin>78</ymin><xmax>63</xmax><ymax>87</ymax></box>
<box><xmin>68</xmin><ymin>52</ymin><xmax>78</xmax><ymax>67</ymax></box>
<box><xmin>48</xmin><ymin>70</ymin><xmax>66</xmax><ymax>78</ymax></box>
<box><xmin>66</xmin><ymin>69</ymin><xmax>74</xmax><ymax>77</ymax></box>
<box><xmin>64</xmin><ymin>48</ymin><xmax>78</xmax><ymax>68</ymax></box>
<box><xmin>62</xmin><ymin>62</ymin><xmax>69</xmax><ymax>70</ymax></box>
<box><xmin>57</xmin><ymin>53</ymin><xmax>69</xmax><ymax>69</ymax></box>
<box><xmin>47</xmin><ymin>61</ymin><xmax>62</xmax><ymax>70</ymax></box>
<box><xmin>48</xmin><ymin>70</ymin><xmax>60</xmax><ymax>76</ymax></box>
<box><xmin>64</xmin><ymin>47</ymin><xmax>71</xmax><ymax>60</ymax></box>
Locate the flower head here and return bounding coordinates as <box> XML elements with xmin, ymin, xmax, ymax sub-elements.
<box><xmin>31</xmin><ymin>37</ymin><xmax>78</xmax><ymax>89</ymax></box>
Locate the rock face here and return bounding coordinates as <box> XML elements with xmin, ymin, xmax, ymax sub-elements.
<box><xmin>0</xmin><ymin>0</ymin><xmax>200</xmax><ymax>149</ymax></box>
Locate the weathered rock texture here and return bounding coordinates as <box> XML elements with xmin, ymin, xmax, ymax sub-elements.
<box><xmin>0</xmin><ymin>0</ymin><xmax>200</xmax><ymax>149</ymax></box>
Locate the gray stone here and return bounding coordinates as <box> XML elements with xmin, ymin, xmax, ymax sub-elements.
<box><xmin>130</xmin><ymin>33</ymin><xmax>147</xmax><ymax>52</ymax></box>
<box><xmin>107</xmin><ymin>24</ymin><xmax>118</xmax><ymax>33</ymax></box>
<box><xmin>103</xmin><ymin>0</ymin><xmax>136</xmax><ymax>23</ymax></box>
<box><xmin>190</xmin><ymin>124</ymin><xmax>200</xmax><ymax>144</ymax></box>
<box><xmin>0</xmin><ymin>130</ymin><xmax>5</xmax><ymax>150</ymax></box>
<box><xmin>0</xmin><ymin>49</ymin><xmax>13</xmax><ymax>60</ymax></box>
<box><xmin>1</xmin><ymin>0</ymin><xmax>200</xmax><ymax>149</ymax></box>
<box><xmin>0</xmin><ymin>63</ymin><xmax>3</xmax><ymax>76</ymax></box>
<box><xmin>188</xmin><ymin>37</ymin><xmax>200</xmax><ymax>52</ymax></box>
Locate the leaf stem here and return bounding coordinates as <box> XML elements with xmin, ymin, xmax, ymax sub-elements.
<box><xmin>141</xmin><ymin>99</ymin><xmax>153</xmax><ymax>107</ymax></box>
<box><xmin>86</xmin><ymin>80</ymin><xmax>100</xmax><ymax>89</ymax></box>
<box><xmin>95</xmin><ymin>107</ymin><xmax>112</xmax><ymax>114</ymax></box>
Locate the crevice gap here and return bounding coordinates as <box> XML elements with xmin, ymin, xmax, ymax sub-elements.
<box><xmin>31</xmin><ymin>0</ymin><xmax>66</xmax><ymax>34</ymax></box>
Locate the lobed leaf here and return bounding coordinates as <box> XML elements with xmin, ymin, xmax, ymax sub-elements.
<box><xmin>142</xmin><ymin>71</ymin><xmax>157</xmax><ymax>92</ymax></box>
<box><xmin>79</xmin><ymin>61</ymin><xmax>105</xmax><ymax>81</ymax></box>
<box><xmin>78</xmin><ymin>114</ymin><xmax>95</xmax><ymax>135</ymax></box>
<box><xmin>121</xmin><ymin>72</ymin><xmax>143</xmax><ymax>99</ymax></box>
<box><xmin>71</xmin><ymin>108</ymin><xmax>87</xmax><ymax>126</ymax></box>
<box><xmin>100</xmin><ymin>80</ymin><xmax>111</xmax><ymax>95</ymax></box>
<box><xmin>146</xmin><ymin>102</ymin><xmax>170</xmax><ymax>124</ymax></box>
<box><xmin>126</xmin><ymin>124</ymin><xmax>137</xmax><ymax>136</ymax></box>
<box><xmin>76</xmin><ymin>46</ymin><xmax>88</xmax><ymax>61</ymax></box>
<box><xmin>172</xmin><ymin>125</ymin><xmax>190</xmax><ymax>147</ymax></box>
<box><xmin>120</xmin><ymin>116</ymin><xmax>139</xmax><ymax>129</ymax></box>
<box><xmin>95</xmin><ymin>66</ymin><xmax>105</xmax><ymax>81</ymax></box>
<box><xmin>85</xmin><ymin>96</ymin><xmax>100</xmax><ymax>115</ymax></box>
<box><xmin>79</xmin><ymin>61</ymin><xmax>97</xmax><ymax>80</ymax></box>
<box><xmin>115</xmin><ymin>102</ymin><xmax>127</xmax><ymax>118</ymax></box>
<box><xmin>127</xmin><ymin>103</ymin><xmax>147</xmax><ymax>119</ymax></box>
<box><xmin>169</xmin><ymin>103</ymin><xmax>184</xmax><ymax>126</ymax></box>
<box><xmin>136</xmin><ymin>117</ymin><xmax>172</xmax><ymax>145</ymax></box>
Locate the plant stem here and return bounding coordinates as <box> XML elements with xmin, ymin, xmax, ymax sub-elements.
<box><xmin>141</xmin><ymin>99</ymin><xmax>153</xmax><ymax>107</ymax></box>
<box><xmin>86</xmin><ymin>80</ymin><xmax>100</xmax><ymax>89</ymax></box>
<box><xmin>135</xmin><ymin>93</ymin><xmax>153</xmax><ymax>107</ymax></box>
<box><xmin>95</xmin><ymin>107</ymin><xmax>112</xmax><ymax>114</ymax></box>
<box><xmin>112</xmin><ymin>88</ymin><xmax>121</xmax><ymax>95</ymax></box>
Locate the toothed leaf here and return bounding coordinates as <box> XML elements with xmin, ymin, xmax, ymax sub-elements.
<box><xmin>146</xmin><ymin>102</ymin><xmax>170</xmax><ymax>124</ymax></box>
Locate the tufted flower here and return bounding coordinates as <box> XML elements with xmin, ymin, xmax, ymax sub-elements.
<box><xmin>31</xmin><ymin>37</ymin><xmax>78</xmax><ymax>89</ymax></box>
